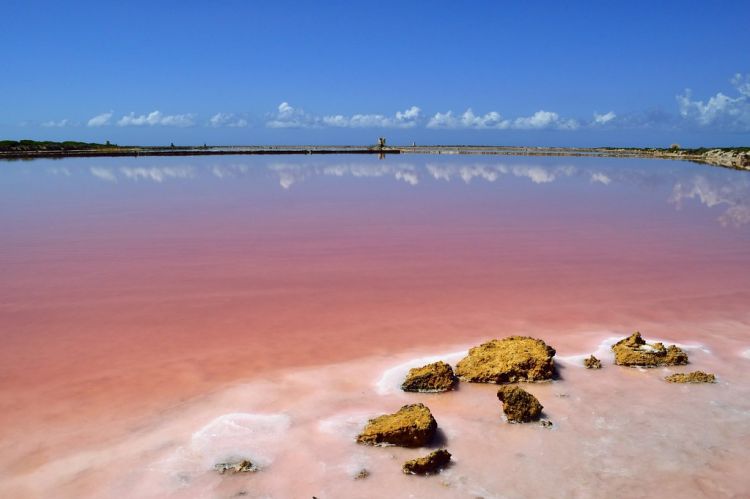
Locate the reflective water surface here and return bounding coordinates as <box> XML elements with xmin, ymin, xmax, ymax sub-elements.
<box><xmin>1</xmin><ymin>155</ymin><xmax>749</xmax><ymax>497</ymax></box>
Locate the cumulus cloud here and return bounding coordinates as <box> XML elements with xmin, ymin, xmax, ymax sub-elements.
<box><xmin>427</xmin><ymin>109</ymin><xmax>507</xmax><ymax>129</ymax></box>
<box><xmin>513</xmin><ymin>110</ymin><xmax>579</xmax><ymax>130</ymax></box>
<box><xmin>41</xmin><ymin>119</ymin><xmax>71</xmax><ymax>127</ymax></box>
<box><xmin>267</xmin><ymin>102</ymin><xmax>422</xmax><ymax>128</ymax></box>
<box><xmin>117</xmin><ymin>111</ymin><xmax>195</xmax><ymax>127</ymax></box>
<box><xmin>208</xmin><ymin>113</ymin><xmax>248</xmax><ymax>128</ymax></box>
<box><xmin>676</xmin><ymin>74</ymin><xmax>750</xmax><ymax>130</ymax></box>
<box><xmin>87</xmin><ymin>112</ymin><xmax>113</xmax><ymax>127</ymax></box>
<box><xmin>427</xmin><ymin>108</ymin><xmax>578</xmax><ymax>130</ymax></box>
<box><xmin>266</xmin><ymin>102</ymin><xmax>312</xmax><ymax>128</ymax></box>
<box><xmin>593</xmin><ymin>111</ymin><xmax>616</xmax><ymax>125</ymax></box>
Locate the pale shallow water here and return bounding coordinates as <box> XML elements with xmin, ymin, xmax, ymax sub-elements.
<box><xmin>1</xmin><ymin>155</ymin><xmax>750</xmax><ymax>497</ymax></box>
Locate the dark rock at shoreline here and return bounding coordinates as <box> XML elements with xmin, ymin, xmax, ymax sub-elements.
<box><xmin>665</xmin><ymin>371</ymin><xmax>716</xmax><ymax>383</ymax></box>
<box><xmin>401</xmin><ymin>361</ymin><xmax>458</xmax><ymax>392</ymax></box>
<box><xmin>214</xmin><ymin>459</ymin><xmax>256</xmax><ymax>474</ymax></box>
<box><xmin>584</xmin><ymin>355</ymin><xmax>602</xmax><ymax>369</ymax></box>
<box><xmin>455</xmin><ymin>336</ymin><xmax>556</xmax><ymax>383</ymax></box>
<box><xmin>356</xmin><ymin>403</ymin><xmax>437</xmax><ymax>447</ymax></box>
<box><xmin>497</xmin><ymin>386</ymin><xmax>543</xmax><ymax>423</ymax></box>
<box><xmin>612</xmin><ymin>332</ymin><xmax>688</xmax><ymax>367</ymax></box>
<box><xmin>402</xmin><ymin>449</ymin><xmax>452</xmax><ymax>475</ymax></box>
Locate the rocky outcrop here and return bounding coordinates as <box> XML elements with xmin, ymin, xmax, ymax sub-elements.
<box><xmin>455</xmin><ymin>336</ymin><xmax>556</xmax><ymax>383</ymax></box>
<box><xmin>356</xmin><ymin>403</ymin><xmax>437</xmax><ymax>447</ymax></box>
<box><xmin>402</xmin><ymin>449</ymin><xmax>452</xmax><ymax>475</ymax></box>
<box><xmin>214</xmin><ymin>459</ymin><xmax>256</xmax><ymax>474</ymax></box>
<box><xmin>583</xmin><ymin>355</ymin><xmax>602</xmax><ymax>369</ymax></box>
<box><xmin>496</xmin><ymin>386</ymin><xmax>543</xmax><ymax>423</ymax></box>
<box><xmin>401</xmin><ymin>361</ymin><xmax>457</xmax><ymax>392</ymax></box>
<box><xmin>611</xmin><ymin>332</ymin><xmax>688</xmax><ymax>367</ymax></box>
<box><xmin>665</xmin><ymin>371</ymin><xmax>716</xmax><ymax>383</ymax></box>
<box><xmin>703</xmin><ymin>149</ymin><xmax>750</xmax><ymax>170</ymax></box>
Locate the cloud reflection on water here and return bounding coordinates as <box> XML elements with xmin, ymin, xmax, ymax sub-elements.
<box><xmin>64</xmin><ymin>157</ymin><xmax>750</xmax><ymax>227</ymax></box>
<box><xmin>670</xmin><ymin>175</ymin><xmax>750</xmax><ymax>227</ymax></box>
<box><xmin>88</xmin><ymin>166</ymin><xmax>195</xmax><ymax>183</ymax></box>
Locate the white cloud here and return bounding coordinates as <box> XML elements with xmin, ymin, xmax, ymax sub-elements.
<box><xmin>427</xmin><ymin>108</ymin><xmax>577</xmax><ymax>130</ymax></box>
<box><xmin>593</xmin><ymin>111</ymin><xmax>616</xmax><ymax>125</ymax></box>
<box><xmin>676</xmin><ymin>74</ymin><xmax>750</xmax><ymax>130</ymax></box>
<box><xmin>731</xmin><ymin>73</ymin><xmax>750</xmax><ymax>97</ymax></box>
<box><xmin>426</xmin><ymin>111</ymin><xmax>457</xmax><ymax>128</ymax></box>
<box><xmin>396</xmin><ymin>106</ymin><xmax>421</xmax><ymax>121</ymax></box>
<box><xmin>266</xmin><ymin>102</ymin><xmax>312</xmax><ymax>128</ymax></box>
<box><xmin>117</xmin><ymin>111</ymin><xmax>195</xmax><ymax>127</ymax></box>
<box><xmin>41</xmin><ymin>119</ymin><xmax>71</xmax><ymax>127</ymax></box>
<box><xmin>208</xmin><ymin>113</ymin><xmax>248</xmax><ymax>128</ymax></box>
<box><xmin>513</xmin><ymin>110</ymin><xmax>579</xmax><ymax>130</ymax></box>
<box><xmin>87</xmin><ymin>112</ymin><xmax>113</xmax><ymax>127</ymax></box>
<box><xmin>427</xmin><ymin>109</ymin><xmax>508</xmax><ymax>129</ymax></box>
<box><xmin>267</xmin><ymin>102</ymin><xmax>421</xmax><ymax>128</ymax></box>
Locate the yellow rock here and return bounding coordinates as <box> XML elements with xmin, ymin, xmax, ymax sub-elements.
<box><xmin>455</xmin><ymin>336</ymin><xmax>556</xmax><ymax>383</ymax></box>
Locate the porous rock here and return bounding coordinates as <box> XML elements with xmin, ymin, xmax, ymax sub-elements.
<box><xmin>612</xmin><ymin>332</ymin><xmax>688</xmax><ymax>367</ymax></box>
<box><xmin>401</xmin><ymin>361</ymin><xmax>457</xmax><ymax>392</ymax></box>
<box><xmin>496</xmin><ymin>386</ymin><xmax>543</xmax><ymax>423</ymax></box>
<box><xmin>583</xmin><ymin>355</ymin><xmax>602</xmax><ymax>369</ymax></box>
<box><xmin>356</xmin><ymin>403</ymin><xmax>437</xmax><ymax>447</ymax></box>
<box><xmin>353</xmin><ymin>468</ymin><xmax>370</xmax><ymax>480</ymax></box>
<box><xmin>665</xmin><ymin>371</ymin><xmax>715</xmax><ymax>383</ymax></box>
<box><xmin>214</xmin><ymin>459</ymin><xmax>256</xmax><ymax>474</ymax></box>
<box><xmin>455</xmin><ymin>336</ymin><xmax>556</xmax><ymax>383</ymax></box>
<box><xmin>402</xmin><ymin>449</ymin><xmax>452</xmax><ymax>475</ymax></box>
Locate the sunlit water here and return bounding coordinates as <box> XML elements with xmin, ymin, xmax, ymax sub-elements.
<box><xmin>1</xmin><ymin>155</ymin><xmax>749</xmax><ymax>498</ymax></box>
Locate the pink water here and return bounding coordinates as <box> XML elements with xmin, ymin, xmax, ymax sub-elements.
<box><xmin>1</xmin><ymin>156</ymin><xmax>749</xmax><ymax>497</ymax></box>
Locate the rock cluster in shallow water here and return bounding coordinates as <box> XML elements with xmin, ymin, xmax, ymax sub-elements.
<box><xmin>356</xmin><ymin>403</ymin><xmax>437</xmax><ymax>447</ymax></box>
<box><xmin>612</xmin><ymin>332</ymin><xmax>688</xmax><ymax>367</ymax></box>
<box><xmin>665</xmin><ymin>371</ymin><xmax>715</xmax><ymax>383</ymax></box>
<box><xmin>328</xmin><ymin>333</ymin><xmax>714</xmax><ymax>480</ymax></box>
<box><xmin>402</xmin><ymin>449</ymin><xmax>452</xmax><ymax>475</ymax></box>
<box><xmin>401</xmin><ymin>361</ymin><xmax>457</xmax><ymax>392</ymax></box>
<box><xmin>496</xmin><ymin>386</ymin><xmax>543</xmax><ymax>423</ymax></box>
<box><xmin>455</xmin><ymin>336</ymin><xmax>556</xmax><ymax>383</ymax></box>
<box><xmin>584</xmin><ymin>355</ymin><xmax>602</xmax><ymax>369</ymax></box>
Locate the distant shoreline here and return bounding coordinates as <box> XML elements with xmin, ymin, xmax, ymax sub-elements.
<box><xmin>1</xmin><ymin>143</ymin><xmax>748</xmax><ymax>171</ymax></box>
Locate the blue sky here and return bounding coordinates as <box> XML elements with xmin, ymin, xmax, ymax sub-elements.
<box><xmin>2</xmin><ymin>0</ymin><xmax>749</xmax><ymax>147</ymax></box>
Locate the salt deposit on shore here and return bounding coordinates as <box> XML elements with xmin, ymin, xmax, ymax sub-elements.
<box><xmin>3</xmin><ymin>331</ymin><xmax>749</xmax><ymax>498</ymax></box>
